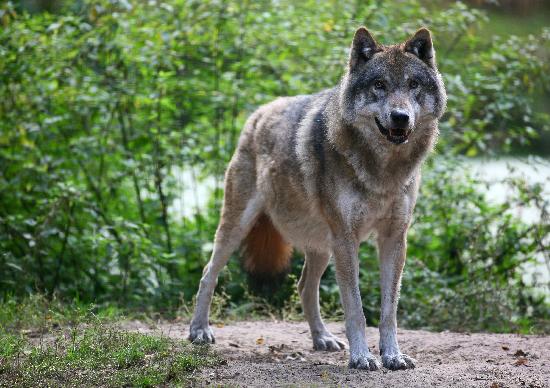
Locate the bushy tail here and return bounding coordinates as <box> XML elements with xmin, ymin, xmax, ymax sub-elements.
<box><xmin>241</xmin><ymin>213</ymin><xmax>292</xmax><ymax>292</ymax></box>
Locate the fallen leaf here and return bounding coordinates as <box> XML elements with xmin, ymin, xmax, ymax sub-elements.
<box><xmin>501</xmin><ymin>346</ymin><xmax>509</xmax><ymax>351</ymax></box>
<box><xmin>215</xmin><ymin>323</ymin><xmax>225</xmax><ymax>328</ymax></box>
<box><xmin>256</xmin><ymin>337</ymin><xmax>265</xmax><ymax>345</ymax></box>
<box><xmin>513</xmin><ymin>357</ymin><xmax>528</xmax><ymax>366</ymax></box>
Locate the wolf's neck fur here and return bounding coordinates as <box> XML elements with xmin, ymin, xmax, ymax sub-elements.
<box><xmin>324</xmin><ymin>87</ymin><xmax>437</xmax><ymax>194</ymax></box>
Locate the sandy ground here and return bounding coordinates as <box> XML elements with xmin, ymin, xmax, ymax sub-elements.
<box><xmin>125</xmin><ymin>320</ymin><xmax>549</xmax><ymax>387</ymax></box>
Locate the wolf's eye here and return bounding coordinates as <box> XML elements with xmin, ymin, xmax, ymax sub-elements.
<box><xmin>374</xmin><ymin>80</ymin><xmax>385</xmax><ymax>90</ymax></box>
<box><xmin>409</xmin><ymin>80</ymin><xmax>419</xmax><ymax>89</ymax></box>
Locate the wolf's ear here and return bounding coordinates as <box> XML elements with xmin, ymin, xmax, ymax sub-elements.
<box><xmin>349</xmin><ymin>27</ymin><xmax>380</xmax><ymax>69</ymax></box>
<box><xmin>405</xmin><ymin>28</ymin><xmax>436</xmax><ymax>68</ymax></box>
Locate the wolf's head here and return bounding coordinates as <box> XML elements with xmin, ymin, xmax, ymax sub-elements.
<box><xmin>339</xmin><ymin>27</ymin><xmax>446</xmax><ymax>146</ymax></box>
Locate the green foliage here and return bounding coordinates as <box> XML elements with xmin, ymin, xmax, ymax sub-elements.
<box><xmin>378</xmin><ymin>159</ymin><xmax>547</xmax><ymax>333</ymax></box>
<box><xmin>442</xmin><ymin>30</ymin><xmax>550</xmax><ymax>155</ymax></box>
<box><xmin>0</xmin><ymin>0</ymin><xmax>548</xmax><ymax>332</ymax></box>
<box><xmin>0</xmin><ymin>293</ymin><xmax>126</xmax><ymax>332</ymax></box>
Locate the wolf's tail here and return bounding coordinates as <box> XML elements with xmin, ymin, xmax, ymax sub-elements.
<box><xmin>241</xmin><ymin>212</ymin><xmax>292</xmax><ymax>291</ymax></box>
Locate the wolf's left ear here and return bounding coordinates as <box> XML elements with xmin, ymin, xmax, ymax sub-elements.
<box><xmin>349</xmin><ymin>27</ymin><xmax>381</xmax><ymax>69</ymax></box>
<box><xmin>405</xmin><ymin>28</ymin><xmax>436</xmax><ymax>68</ymax></box>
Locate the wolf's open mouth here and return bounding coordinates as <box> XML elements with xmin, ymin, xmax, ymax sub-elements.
<box><xmin>375</xmin><ymin>117</ymin><xmax>410</xmax><ymax>145</ymax></box>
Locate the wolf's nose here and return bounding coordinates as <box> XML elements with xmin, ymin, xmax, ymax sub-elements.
<box><xmin>390</xmin><ymin>111</ymin><xmax>409</xmax><ymax>127</ymax></box>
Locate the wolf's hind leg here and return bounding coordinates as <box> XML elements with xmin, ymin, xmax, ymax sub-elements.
<box><xmin>299</xmin><ymin>251</ymin><xmax>346</xmax><ymax>351</ymax></box>
<box><xmin>188</xmin><ymin>192</ymin><xmax>263</xmax><ymax>344</ymax></box>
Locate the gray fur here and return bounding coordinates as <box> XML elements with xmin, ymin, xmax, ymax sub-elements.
<box><xmin>188</xmin><ymin>27</ymin><xmax>447</xmax><ymax>371</ymax></box>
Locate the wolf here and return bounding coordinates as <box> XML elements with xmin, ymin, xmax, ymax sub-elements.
<box><xmin>188</xmin><ymin>27</ymin><xmax>446</xmax><ymax>371</ymax></box>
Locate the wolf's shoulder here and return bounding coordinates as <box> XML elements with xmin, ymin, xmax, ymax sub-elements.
<box><xmin>237</xmin><ymin>88</ymin><xmax>336</xmax><ymax>155</ymax></box>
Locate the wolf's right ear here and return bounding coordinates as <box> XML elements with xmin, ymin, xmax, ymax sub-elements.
<box><xmin>349</xmin><ymin>27</ymin><xmax>381</xmax><ymax>69</ymax></box>
<box><xmin>405</xmin><ymin>28</ymin><xmax>436</xmax><ymax>68</ymax></box>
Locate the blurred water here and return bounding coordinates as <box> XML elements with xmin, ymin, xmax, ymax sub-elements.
<box><xmin>465</xmin><ymin>157</ymin><xmax>550</xmax><ymax>300</ymax></box>
<box><xmin>466</xmin><ymin>157</ymin><xmax>550</xmax><ymax>223</ymax></box>
<box><xmin>170</xmin><ymin>166</ymin><xmax>216</xmax><ymax>220</ymax></box>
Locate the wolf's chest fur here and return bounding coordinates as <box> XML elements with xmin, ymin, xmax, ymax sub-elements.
<box><xmin>263</xmin><ymin>161</ymin><xmax>416</xmax><ymax>251</ymax></box>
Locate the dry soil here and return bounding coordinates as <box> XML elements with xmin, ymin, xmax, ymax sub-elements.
<box><xmin>125</xmin><ymin>320</ymin><xmax>549</xmax><ymax>387</ymax></box>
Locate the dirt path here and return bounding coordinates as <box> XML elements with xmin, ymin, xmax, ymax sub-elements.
<box><xmin>125</xmin><ymin>320</ymin><xmax>549</xmax><ymax>387</ymax></box>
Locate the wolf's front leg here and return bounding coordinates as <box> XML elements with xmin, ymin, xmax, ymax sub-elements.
<box><xmin>333</xmin><ymin>239</ymin><xmax>381</xmax><ymax>371</ymax></box>
<box><xmin>377</xmin><ymin>231</ymin><xmax>416</xmax><ymax>370</ymax></box>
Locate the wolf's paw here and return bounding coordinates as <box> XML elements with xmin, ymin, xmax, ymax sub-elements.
<box><xmin>349</xmin><ymin>352</ymin><xmax>381</xmax><ymax>371</ymax></box>
<box><xmin>188</xmin><ymin>325</ymin><xmax>215</xmax><ymax>345</ymax></box>
<box><xmin>313</xmin><ymin>333</ymin><xmax>346</xmax><ymax>351</ymax></box>
<box><xmin>381</xmin><ymin>353</ymin><xmax>416</xmax><ymax>370</ymax></box>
